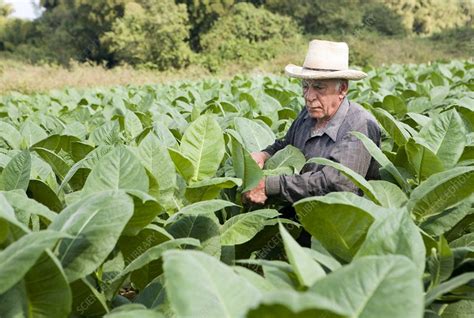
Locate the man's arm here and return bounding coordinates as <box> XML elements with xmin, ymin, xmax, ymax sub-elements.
<box><xmin>265</xmin><ymin>120</ymin><xmax>380</xmax><ymax>203</ymax></box>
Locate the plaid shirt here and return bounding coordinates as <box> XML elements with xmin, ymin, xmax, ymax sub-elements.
<box><xmin>263</xmin><ymin>97</ymin><xmax>381</xmax><ymax>203</ymax></box>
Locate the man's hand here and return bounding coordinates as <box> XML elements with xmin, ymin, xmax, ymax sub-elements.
<box><xmin>251</xmin><ymin>151</ymin><xmax>270</xmax><ymax>168</ymax></box>
<box><xmin>243</xmin><ymin>178</ymin><xmax>267</xmax><ymax>205</ymax></box>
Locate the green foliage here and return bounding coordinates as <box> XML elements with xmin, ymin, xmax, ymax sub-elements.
<box><xmin>200</xmin><ymin>2</ymin><xmax>301</xmax><ymax>71</ymax></box>
<box><xmin>0</xmin><ymin>0</ymin><xmax>12</xmax><ymax>17</ymax></box>
<box><xmin>0</xmin><ymin>60</ymin><xmax>473</xmax><ymax>317</ymax></box>
<box><xmin>382</xmin><ymin>0</ymin><xmax>472</xmax><ymax>35</ymax></box>
<box><xmin>30</xmin><ymin>0</ymin><xmax>125</xmax><ymax>63</ymax></box>
<box><xmin>102</xmin><ymin>0</ymin><xmax>193</xmax><ymax>70</ymax></box>
<box><xmin>431</xmin><ymin>26</ymin><xmax>474</xmax><ymax>53</ymax></box>
<box><xmin>264</xmin><ymin>0</ymin><xmax>471</xmax><ymax>36</ymax></box>
<box><xmin>0</xmin><ymin>17</ymin><xmax>37</xmax><ymax>54</ymax></box>
<box><xmin>363</xmin><ymin>2</ymin><xmax>406</xmax><ymax>36</ymax></box>
<box><xmin>264</xmin><ymin>0</ymin><xmax>364</xmax><ymax>34</ymax></box>
<box><xmin>175</xmin><ymin>0</ymin><xmax>235</xmax><ymax>50</ymax></box>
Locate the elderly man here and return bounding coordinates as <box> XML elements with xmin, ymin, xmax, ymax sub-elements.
<box><xmin>244</xmin><ymin>39</ymin><xmax>381</xmax><ymax>206</ymax></box>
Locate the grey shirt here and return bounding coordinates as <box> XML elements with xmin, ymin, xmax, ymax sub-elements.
<box><xmin>263</xmin><ymin>97</ymin><xmax>381</xmax><ymax>203</ymax></box>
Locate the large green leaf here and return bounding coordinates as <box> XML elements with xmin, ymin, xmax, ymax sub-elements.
<box><xmin>264</xmin><ymin>145</ymin><xmax>306</xmax><ymax>173</ymax></box>
<box><xmin>0</xmin><ymin>192</ymin><xmax>30</xmax><ymax>234</ymax></box>
<box><xmin>166</xmin><ymin>214</ymin><xmax>221</xmax><ymax>257</ymax></box>
<box><xmin>168</xmin><ymin>199</ymin><xmax>237</xmax><ymax>221</ymax></box>
<box><xmin>355</xmin><ymin>209</ymin><xmax>426</xmax><ymax>276</ymax></box>
<box><xmin>59</xmin><ymin>145</ymin><xmax>114</xmax><ymax>191</ymax></box>
<box><xmin>105</xmin><ymin>307</ymin><xmax>164</xmax><ymax>318</ymax></box>
<box><xmin>279</xmin><ymin>223</ymin><xmax>325</xmax><ymax>287</ymax></box>
<box><xmin>134</xmin><ymin>275</ymin><xmax>168</xmax><ymax>309</ymax></box>
<box><xmin>247</xmin><ymin>290</ymin><xmax>347</xmax><ymax>318</ymax></box>
<box><xmin>420</xmin><ymin>195</ymin><xmax>474</xmax><ymax>236</ymax></box>
<box><xmin>123</xmin><ymin>190</ymin><xmax>163</xmax><ymax>236</ymax></box>
<box><xmin>304</xmin><ymin>248</ymin><xmax>341</xmax><ymax>272</ymax></box>
<box><xmin>27</xmin><ymin>179</ymin><xmax>63</xmax><ymax>212</ymax></box>
<box><xmin>31</xmin><ymin>134</ymin><xmax>82</xmax><ymax>159</ymax></box>
<box><xmin>89</xmin><ymin>120</ymin><xmax>121</xmax><ymax>146</ymax></box>
<box><xmin>180</xmin><ymin>115</ymin><xmax>225</xmax><ymax>182</ymax></box>
<box><xmin>49</xmin><ymin>190</ymin><xmax>134</xmax><ymax>282</ymax></box>
<box><xmin>372</xmin><ymin>108</ymin><xmax>411</xmax><ymax>146</ymax></box>
<box><xmin>2</xmin><ymin>150</ymin><xmax>31</xmax><ymax>191</ymax></box>
<box><xmin>168</xmin><ymin>148</ymin><xmax>195</xmax><ymax>184</ymax></box>
<box><xmin>220</xmin><ymin>209</ymin><xmax>280</xmax><ymax>246</ymax></box>
<box><xmin>294</xmin><ymin>192</ymin><xmax>386</xmax><ymax>262</ymax></box>
<box><xmin>0</xmin><ymin>121</ymin><xmax>21</xmax><ymax>149</ymax></box>
<box><xmin>23</xmin><ymin>250</ymin><xmax>72</xmax><ymax>318</ymax></box>
<box><xmin>351</xmin><ymin>131</ymin><xmax>409</xmax><ymax>192</ymax></box>
<box><xmin>368</xmin><ymin>180</ymin><xmax>407</xmax><ymax>208</ymax></box>
<box><xmin>232</xmin><ymin>266</ymin><xmax>277</xmax><ymax>292</ymax></box>
<box><xmin>137</xmin><ymin>132</ymin><xmax>176</xmax><ymax>207</ymax></box>
<box><xmin>234</xmin><ymin>117</ymin><xmax>274</xmax><ymax>152</ymax></box>
<box><xmin>308</xmin><ymin>255</ymin><xmax>424</xmax><ymax>318</ymax></box>
<box><xmin>21</xmin><ymin>120</ymin><xmax>48</xmax><ymax>147</ymax></box>
<box><xmin>185</xmin><ymin>177</ymin><xmax>241</xmax><ymax>202</ymax></box>
<box><xmin>1</xmin><ymin>190</ymin><xmax>57</xmax><ymax>225</ymax></box>
<box><xmin>308</xmin><ymin>157</ymin><xmax>381</xmax><ymax>204</ymax></box>
<box><xmin>441</xmin><ymin>300</ymin><xmax>474</xmax><ymax>318</ymax></box>
<box><xmin>405</xmin><ymin>139</ymin><xmax>444</xmax><ymax>180</ymax></box>
<box><xmin>417</xmin><ymin>109</ymin><xmax>467</xmax><ymax>168</ymax></box>
<box><xmin>117</xmin><ymin>224</ymin><xmax>173</xmax><ymax>266</ymax></box>
<box><xmin>163</xmin><ymin>250</ymin><xmax>261</xmax><ymax>318</ymax></box>
<box><xmin>108</xmin><ymin>238</ymin><xmax>200</xmax><ymax>296</ymax></box>
<box><xmin>0</xmin><ymin>250</ymin><xmax>72</xmax><ymax>318</ymax></box>
<box><xmin>82</xmin><ymin>146</ymin><xmax>149</xmax><ymax>195</ymax></box>
<box><xmin>407</xmin><ymin>167</ymin><xmax>474</xmax><ymax>221</ymax></box>
<box><xmin>71</xmin><ymin>277</ymin><xmax>109</xmax><ymax>317</ymax></box>
<box><xmin>230</xmin><ymin>134</ymin><xmax>263</xmax><ymax>192</ymax></box>
<box><xmin>427</xmin><ymin>236</ymin><xmax>454</xmax><ymax>289</ymax></box>
<box><xmin>32</xmin><ymin>147</ymin><xmax>71</xmax><ymax>181</ymax></box>
<box><xmin>425</xmin><ymin>272</ymin><xmax>474</xmax><ymax>306</ymax></box>
<box><xmin>0</xmin><ymin>230</ymin><xmax>67</xmax><ymax>294</ymax></box>
<box><xmin>382</xmin><ymin>95</ymin><xmax>407</xmax><ymax>116</ymax></box>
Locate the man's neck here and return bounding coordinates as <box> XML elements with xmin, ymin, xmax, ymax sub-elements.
<box><xmin>314</xmin><ymin>96</ymin><xmax>346</xmax><ymax>130</ymax></box>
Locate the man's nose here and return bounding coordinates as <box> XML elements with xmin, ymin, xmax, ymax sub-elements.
<box><xmin>304</xmin><ymin>86</ymin><xmax>318</xmax><ymax>101</ymax></box>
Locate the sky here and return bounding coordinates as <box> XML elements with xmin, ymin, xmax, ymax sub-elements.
<box><xmin>4</xmin><ymin>0</ymin><xmax>42</xmax><ymax>20</ymax></box>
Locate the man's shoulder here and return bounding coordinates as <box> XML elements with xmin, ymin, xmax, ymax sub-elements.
<box><xmin>335</xmin><ymin>99</ymin><xmax>380</xmax><ymax>142</ymax></box>
<box><xmin>346</xmin><ymin>100</ymin><xmax>379</xmax><ymax>129</ymax></box>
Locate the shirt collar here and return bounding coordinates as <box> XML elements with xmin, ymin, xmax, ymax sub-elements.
<box><xmin>304</xmin><ymin>97</ymin><xmax>350</xmax><ymax>142</ymax></box>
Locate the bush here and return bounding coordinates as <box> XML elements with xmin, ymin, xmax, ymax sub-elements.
<box><xmin>102</xmin><ymin>0</ymin><xmax>193</xmax><ymax>70</ymax></box>
<box><xmin>200</xmin><ymin>2</ymin><xmax>302</xmax><ymax>71</ymax></box>
<box><xmin>263</xmin><ymin>0</ymin><xmax>365</xmax><ymax>35</ymax></box>
<box><xmin>382</xmin><ymin>0</ymin><xmax>472</xmax><ymax>35</ymax></box>
<box><xmin>363</xmin><ymin>3</ymin><xmax>406</xmax><ymax>36</ymax></box>
<box><xmin>430</xmin><ymin>26</ymin><xmax>474</xmax><ymax>54</ymax></box>
<box><xmin>175</xmin><ymin>0</ymin><xmax>236</xmax><ymax>50</ymax></box>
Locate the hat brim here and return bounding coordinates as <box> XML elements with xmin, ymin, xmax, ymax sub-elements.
<box><xmin>285</xmin><ymin>64</ymin><xmax>367</xmax><ymax>80</ymax></box>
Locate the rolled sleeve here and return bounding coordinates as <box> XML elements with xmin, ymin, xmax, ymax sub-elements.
<box><xmin>265</xmin><ymin>176</ymin><xmax>281</xmax><ymax>196</ymax></box>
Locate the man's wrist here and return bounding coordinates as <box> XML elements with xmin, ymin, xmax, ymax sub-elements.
<box><xmin>265</xmin><ymin>175</ymin><xmax>280</xmax><ymax>196</ymax></box>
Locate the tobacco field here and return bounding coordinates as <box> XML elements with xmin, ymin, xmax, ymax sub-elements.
<box><xmin>0</xmin><ymin>60</ymin><xmax>473</xmax><ymax>317</ymax></box>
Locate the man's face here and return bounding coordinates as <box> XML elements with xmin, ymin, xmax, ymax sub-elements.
<box><xmin>302</xmin><ymin>79</ymin><xmax>345</xmax><ymax>121</ymax></box>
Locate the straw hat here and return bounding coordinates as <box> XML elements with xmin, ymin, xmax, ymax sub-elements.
<box><xmin>285</xmin><ymin>39</ymin><xmax>367</xmax><ymax>80</ymax></box>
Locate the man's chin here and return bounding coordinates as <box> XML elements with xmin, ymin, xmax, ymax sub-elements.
<box><xmin>307</xmin><ymin>110</ymin><xmax>324</xmax><ymax>119</ymax></box>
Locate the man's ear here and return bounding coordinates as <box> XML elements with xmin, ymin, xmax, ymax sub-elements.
<box><xmin>339</xmin><ymin>80</ymin><xmax>349</xmax><ymax>97</ymax></box>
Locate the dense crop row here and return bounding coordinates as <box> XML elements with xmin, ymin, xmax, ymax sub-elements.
<box><xmin>0</xmin><ymin>60</ymin><xmax>473</xmax><ymax>317</ymax></box>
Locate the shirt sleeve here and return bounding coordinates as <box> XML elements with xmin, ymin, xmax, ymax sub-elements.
<box><xmin>265</xmin><ymin>119</ymin><xmax>381</xmax><ymax>204</ymax></box>
<box><xmin>261</xmin><ymin>108</ymin><xmax>305</xmax><ymax>156</ymax></box>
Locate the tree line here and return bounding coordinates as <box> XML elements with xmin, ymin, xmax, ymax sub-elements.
<box><xmin>0</xmin><ymin>0</ymin><xmax>471</xmax><ymax>71</ymax></box>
